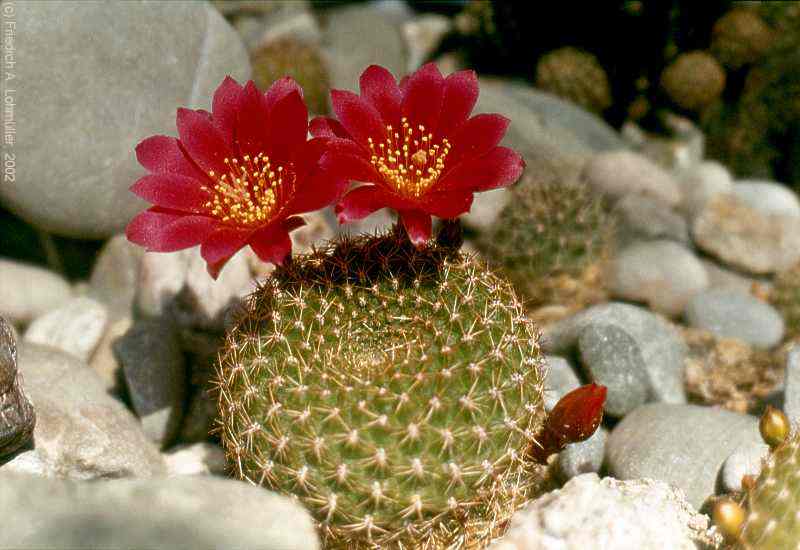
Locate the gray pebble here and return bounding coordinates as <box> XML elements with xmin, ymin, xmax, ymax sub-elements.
<box><xmin>719</xmin><ymin>442</ymin><xmax>770</xmax><ymax>493</ymax></box>
<box><xmin>543</xmin><ymin>355</ymin><xmax>581</xmax><ymax>411</ymax></box>
<box><xmin>784</xmin><ymin>346</ymin><xmax>800</xmax><ymax>425</ymax></box>
<box><xmin>557</xmin><ymin>428</ymin><xmax>607</xmax><ymax>481</ymax></box>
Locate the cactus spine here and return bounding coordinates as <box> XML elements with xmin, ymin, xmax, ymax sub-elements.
<box><xmin>215</xmin><ymin>228</ymin><xmax>547</xmax><ymax>549</ymax></box>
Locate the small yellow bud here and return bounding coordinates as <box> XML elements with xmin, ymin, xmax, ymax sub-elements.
<box><xmin>759</xmin><ymin>405</ymin><xmax>790</xmax><ymax>448</ymax></box>
<box><xmin>712</xmin><ymin>498</ymin><xmax>745</xmax><ymax>542</ymax></box>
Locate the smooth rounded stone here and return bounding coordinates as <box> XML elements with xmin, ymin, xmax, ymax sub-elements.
<box><xmin>543</xmin><ymin>303</ymin><xmax>687</xmax><ymax>404</ymax></box>
<box><xmin>614</xmin><ymin>195</ymin><xmax>690</xmax><ymax>245</ymax></box>
<box><xmin>3</xmin><ymin>344</ymin><xmax>165</xmax><ymax>479</ymax></box>
<box><xmin>685</xmin><ymin>288</ymin><xmax>785</xmax><ymax>349</ymax></box>
<box><xmin>622</xmin><ymin>115</ymin><xmax>704</xmax><ymax>173</ymax></box>
<box><xmin>732</xmin><ymin>180</ymin><xmax>800</xmax><ymax>218</ymax></box>
<box><xmin>581</xmin><ymin>151</ymin><xmax>682</xmax><ymax>206</ymax></box>
<box><xmin>0</xmin><ymin>259</ymin><xmax>73</xmax><ymax>325</ymax></box>
<box><xmin>543</xmin><ymin>355</ymin><xmax>581</xmax><ymax>411</ymax></box>
<box><xmin>701</xmin><ymin>259</ymin><xmax>766</xmax><ymax>294</ymax></box>
<box><xmin>0</xmin><ymin>474</ymin><xmax>320</xmax><ymax>550</ymax></box>
<box><xmin>114</xmin><ymin>319</ymin><xmax>186</xmax><ymax>447</ymax></box>
<box><xmin>322</xmin><ymin>3</ymin><xmax>406</xmax><ymax>92</ymax></box>
<box><xmin>577</xmin><ymin>324</ymin><xmax>648</xmax><ymax>417</ymax></box>
<box><xmin>606</xmin><ymin>403</ymin><xmax>763</xmax><ymax>508</ymax></box>
<box><xmin>164</xmin><ymin>442</ymin><xmax>227</xmax><ymax>477</ymax></box>
<box><xmin>89</xmin><ymin>235</ymin><xmax>144</xmax><ymax>318</ymax></box>
<box><xmin>784</xmin><ymin>346</ymin><xmax>800</xmax><ymax>425</ymax></box>
<box><xmin>402</xmin><ymin>14</ymin><xmax>451</xmax><ymax>72</ymax></box>
<box><xmin>23</xmin><ymin>297</ymin><xmax>109</xmax><ymax>362</ymax></box>
<box><xmin>692</xmin><ymin>194</ymin><xmax>800</xmax><ymax>275</ymax></box>
<box><xmin>719</xmin><ymin>442</ymin><xmax>770</xmax><ymax>493</ymax></box>
<box><xmin>89</xmin><ymin>316</ymin><xmax>133</xmax><ymax>395</ymax></box>
<box><xmin>135</xmin><ymin>249</ymin><xmax>192</xmax><ymax>318</ymax></box>
<box><xmin>677</xmin><ymin>160</ymin><xmax>733</xmax><ymax>218</ymax></box>
<box><xmin>608</xmin><ymin>240</ymin><xmax>709</xmax><ymax>317</ymax></box>
<box><xmin>462</xmin><ymin>188</ymin><xmax>511</xmax><ymax>232</ymax></box>
<box><xmin>0</xmin><ymin>317</ymin><xmax>35</xmax><ymax>458</ymax></box>
<box><xmin>488</xmin><ymin>473</ymin><xmax>719</xmax><ymax>550</ymax></box>
<box><xmin>2</xmin><ymin>1</ymin><xmax>249</xmax><ymax>238</ymax></box>
<box><xmin>557</xmin><ymin>428</ymin><xmax>607</xmax><ymax>481</ymax></box>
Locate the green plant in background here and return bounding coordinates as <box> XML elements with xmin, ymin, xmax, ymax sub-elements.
<box><xmin>771</xmin><ymin>263</ymin><xmax>800</xmax><ymax>343</ymax></box>
<box><xmin>714</xmin><ymin>407</ymin><xmax>799</xmax><ymax>550</ymax></box>
<box><xmin>710</xmin><ymin>8</ymin><xmax>774</xmax><ymax>70</ymax></box>
<box><xmin>534</xmin><ymin>47</ymin><xmax>612</xmax><ymax>115</ymax></box>
<box><xmin>660</xmin><ymin>50</ymin><xmax>726</xmax><ymax>113</ymax></box>
<box><xmin>477</xmin><ymin>172</ymin><xmax>614</xmax><ymax>322</ymax></box>
<box><xmin>215</xmin><ymin>227</ymin><xmax>548</xmax><ymax>549</ymax></box>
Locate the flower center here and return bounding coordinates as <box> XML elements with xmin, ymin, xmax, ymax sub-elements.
<box><xmin>367</xmin><ymin>117</ymin><xmax>451</xmax><ymax>198</ymax></box>
<box><xmin>202</xmin><ymin>153</ymin><xmax>292</xmax><ymax>226</ymax></box>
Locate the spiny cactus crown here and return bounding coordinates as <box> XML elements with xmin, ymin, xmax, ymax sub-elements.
<box><xmin>478</xmin><ymin>172</ymin><xmax>613</xmax><ymax>312</ymax></box>
<box><xmin>738</xmin><ymin>426</ymin><xmax>800</xmax><ymax>549</ymax></box>
<box><xmin>534</xmin><ymin>47</ymin><xmax>612</xmax><ymax>114</ymax></box>
<box><xmin>215</xmin><ymin>228</ymin><xmax>547</xmax><ymax>549</ymax></box>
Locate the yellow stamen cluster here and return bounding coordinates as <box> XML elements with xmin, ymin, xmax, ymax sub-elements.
<box><xmin>202</xmin><ymin>153</ymin><xmax>291</xmax><ymax>226</ymax></box>
<box><xmin>368</xmin><ymin>117</ymin><xmax>451</xmax><ymax>198</ymax></box>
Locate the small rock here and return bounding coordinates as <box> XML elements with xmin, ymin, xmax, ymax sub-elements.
<box><xmin>692</xmin><ymin>194</ymin><xmax>800</xmax><ymax>275</ymax></box>
<box><xmin>0</xmin><ymin>317</ymin><xmax>35</xmax><ymax>458</ymax></box>
<box><xmin>164</xmin><ymin>442</ymin><xmax>227</xmax><ymax>477</ymax></box>
<box><xmin>623</xmin><ymin>115</ymin><xmax>705</xmax><ymax>172</ymax></box>
<box><xmin>2</xmin><ymin>1</ymin><xmax>250</xmax><ymax>238</ymax></box>
<box><xmin>0</xmin><ymin>474</ymin><xmax>320</xmax><ymax>550</ymax></box>
<box><xmin>685</xmin><ymin>288</ymin><xmax>785</xmax><ymax>349</ymax></box>
<box><xmin>608</xmin><ymin>240</ymin><xmax>708</xmax><ymax>317</ymax></box>
<box><xmin>701</xmin><ymin>259</ymin><xmax>766</xmax><ymax>294</ymax></box>
<box><xmin>543</xmin><ymin>355</ymin><xmax>581</xmax><ymax>411</ymax></box>
<box><xmin>732</xmin><ymin>180</ymin><xmax>800</xmax><ymax>218</ymax></box>
<box><xmin>23</xmin><ymin>297</ymin><xmax>109</xmax><ymax>362</ymax></box>
<box><xmin>0</xmin><ymin>259</ymin><xmax>72</xmax><ymax>325</ymax></box>
<box><xmin>677</xmin><ymin>160</ymin><xmax>734</xmax><ymax>218</ymax></box>
<box><xmin>581</xmin><ymin>151</ymin><xmax>682</xmax><ymax>206</ymax></box>
<box><xmin>614</xmin><ymin>195</ymin><xmax>690</xmax><ymax>245</ymax></box>
<box><xmin>462</xmin><ymin>188</ymin><xmax>511</xmax><ymax>232</ymax></box>
<box><xmin>402</xmin><ymin>14</ymin><xmax>451</xmax><ymax>72</ymax></box>
<box><xmin>88</xmin><ymin>316</ymin><xmax>133</xmax><ymax>394</ymax></box>
<box><xmin>114</xmin><ymin>319</ymin><xmax>186</xmax><ymax>447</ymax></box>
<box><xmin>606</xmin><ymin>403</ymin><xmax>762</xmax><ymax>507</ymax></box>
<box><xmin>3</xmin><ymin>344</ymin><xmax>165</xmax><ymax>478</ymax></box>
<box><xmin>89</xmin><ymin>235</ymin><xmax>144</xmax><ymax>318</ymax></box>
<box><xmin>544</xmin><ymin>303</ymin><xmax>687</xmax><ymax>404</ymax></box>
<box><xmin>578</xmin><ymin>324</ymin><xmax>649</xmax><ymax>417</ymax></box>
<box><xmin>719</xmin><ymin>442</ymin><xmax>770</xmax><ymax>493</ymax></box>
<box><xmin>135</xmin><ymin>250</ymin><xmax>191</xmax><ymax>318</ymax></box>
<box><xmin>489</xmin><ymin>473</ymin><xmax>719</xmax><ymax>550</ymax></box>
<box><xmin>557</xmin><ymin>428</ymin><xmax>607</xmax><ymax>481</ymax></box>
<box><xmin>784</xmin><ymin>346</ymin><xmax>800</xmax><ymax>425</ymax></box>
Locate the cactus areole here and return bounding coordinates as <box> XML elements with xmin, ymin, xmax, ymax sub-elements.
<box><xmin>215</xmin><ymin>229</ymin><xmax>547</xmax><ymax>549</ymax></box>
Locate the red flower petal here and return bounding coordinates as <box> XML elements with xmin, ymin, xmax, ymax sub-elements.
<box><xmin>249</xmin><ymin>217</ymin><xmax>305</xmax><ymax>266</ymax></box>
<box><xmin>401</xmin><ymin>63</ymin><xmax>445</xmax><ymax>136</ymax></box>
<box><xmin>236</xmin><ymin>81</ymin><xmax>272</xmax><ymax>160</ymax></box>
<box><xmin>330</xmin><ymin>89</ymin><xmax>386</xmax><ymax>149</ymax></box>
<box><xmin>438</xmin><ymin>146</ymin><xmax>525</xmax><ymax>192</ymax></box>
<box><xmin>322</xmin><ymin>138</ymin><xmax>380</xmax><ymax>183</ymax></box>
<box><xmin>437</xmin><ymin>70</ymin><xmax>479</xmax><ymax>136</ymax></box>
<box><xmin>135</xmin><ymin>136</ymin><xmax>203</xmax><ymax>179</ymax></box>
<box><xmin>126</xmin><ymin>208</ymin><xmax>216</xmax><ymax>252</ymax></box>
<box><xmin>359</xmin><ymin>64</ymin><xmax>402</xmax><ymax>127</ymax></box>
<box><xmin>420</xmin><ymin>189</ymin><xmax>474</xmax><ymax>219</ymax></box>
<box><xmin>285</xmin><ymin>140</ymin><xmax>350</xmax><ymax>214</ymax></box>
<box><xmin>176</xmin><ymin>108</ymin><xmax>234</xmax><ymax>177</ymax></box>
<box><xmin>447</xmin><ymin>114</ymin><xmax>510</xmax><ymax>166</ymax></box>
<box><xmin>212</xmin><ymin>76</ymin><xmax>243</xmax><ymax>147</ymax></box>
<box><xmin>264</xmin><ymin>89</ymin><xmax>309</xmax><ymax>165</ymax></box>
<box><xmin>130</xmin><ymin>174</ymin><xmax>209</xmax><ymax>214</ymax></box>
<box><xmin>546</xmin><ymin>383</ymin><xmax>607</xmax><ymax>443</ymax></box>
<box><xmin>264</xmin><ymin>76</ymin><xmax>303</xmax><ymax>115</ymax></box>
<box><xmin>399</xmin><ymin>209</ymin><xmax>432</xmax><ymax>247</ymax></box>
<box><xmin>335</xmin><ymin>185</ymin><xmax>394</xmax><ymax>224</ymax></box>
<box><xmin>309</xmin><ymin>116</ymin><xmax>350</xmax><ymax>139</ymax></box>
<box><xmin>200</xmin><ymin>226</ymin><xmax>252</xmax><ymax>277</ymax></box>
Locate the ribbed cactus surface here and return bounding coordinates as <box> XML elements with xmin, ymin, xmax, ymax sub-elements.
<box><xmin>215</xmin><ymin>229</ymin><xmax>547</xmax><ymax>549</ymax></box>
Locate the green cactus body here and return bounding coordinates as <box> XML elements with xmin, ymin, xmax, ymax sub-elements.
<box><xmin>215</xmin><ymin>229</ymin><xmax>547</xmax><ymax>549</ymax></box>
<box><xmin>771</xmin><ymin>264</ymin><xmax>800</xmax><ymax>342</ymax></box>
<box><xmin>738</xmin><ymin>428</ymin><xmax>800</xmax><ymax>549</ymax></box>
<box><xmin>477</xmin><ymin>173</ymin><xmax>613</xmax><ymax>320</ymax></box>
<box><xmin>535</xmin><ymin>47</ymin><xmax>612</xmax><ymax>114</ymax></box>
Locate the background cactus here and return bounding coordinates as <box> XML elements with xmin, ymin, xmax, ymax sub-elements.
<box><xmin>735</xmin><ymin>421</ymin><xmax>800</xmax><ymax>549</ymax></box>
<box><xmin>770</xmin><ymin>263</ymin><xmax>800</xmax><ymax>343</ymax></box>
<box><xmin>534</xmin><ymin>47</ymin><xmax>612</xmax><ymax>114</ymax></box>
<box><xmin>477</xmin><ymin>172</ymin><xmax>614</xmax><ymax>323</ymax></box>
<box><xmin>215</xmin><ymin>228</ymin><xmax>547</xmax><ymax>549</ymax></box>
<box><xmin>710</xmin><ymin>8</ymin><xmax>774</xmax><ymax>70</ymax></box>
<box><xmin>660</xmin><ymin>50</ymin><xmax>726</xmax><ymax>113</ymax></box>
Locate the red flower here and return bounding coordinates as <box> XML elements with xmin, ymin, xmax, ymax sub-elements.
<box><xmin>311</xmin><ymin>63</ymin><xmax>525</xmax><ymax>246</ymax></box>
<box><xmin>126</xmin><ymin>76</ymin><xmax>348</xmax><ymax>278</ymax></box>
<box><xmin>529</xmin><ymin>383</ymin><xmax>607</xmax><ymax>464</ymax></box>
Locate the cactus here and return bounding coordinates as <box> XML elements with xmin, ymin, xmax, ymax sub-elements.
<box><xmin>771</xmin><ymin>263</ymin><xmax>800</xmax><ymax>343</ymax></box>
<box><xmin>215</xmin><ymin>227</ymin><xmax>548</xmax><ymax>549</ymax></box>
<box><xmin>660</xmin><ymin>51</ymin><xmax>726</xmax><ymax>113</ymax></box>
<box><xmin>477</xmin><ymin>172</ymin><xmax>613</xmax><ymax>322</ymax></box>
<box><xmin>251</xmin><ymin>38</ymin><xmax>330</xmax><ymax>115</ymax></box>
<box><xmin>534</xmin><ymin>47</ymin><xmax>612</xmax><ymax>114</ymax></box>
<box><xmin>711</xmin><ymin>8</ymin><xmax>774</xmax><ymax>70</ymax></box>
